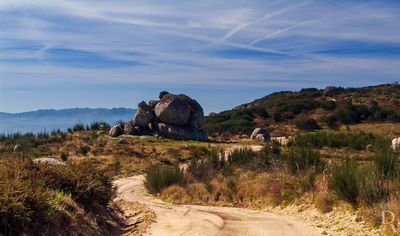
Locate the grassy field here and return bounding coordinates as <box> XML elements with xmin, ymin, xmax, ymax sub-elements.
<box><xmin>1</xmin><ymin>122</ymin><xmax>400</xmax><ymax>235</ymax></box>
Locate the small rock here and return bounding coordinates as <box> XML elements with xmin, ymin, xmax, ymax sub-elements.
<box><xmin>139</xmin><ymin>135</ymin><xmax>157</xmax><ymax>141</ymax></box>
<box><xmin>109</xmin><ymin>125</ymin><xmax>123</xmax><ymax>137</ymax></box>
<box><xmin>321</xmin><ymin>231</ymin><xmax>327</xmax><ymax>235</ymax></box>
<box><xmin>118</xmin><ymin>138</ymin><xmax>129</xmax><ymax>144</ymax></box>
<box><xmin>13</xmin><ymin>144</ymin><xmax>22</xmax><ymax>152</ymax></box>
<box><xmin>33</xmin><ymin>158</ymin><xmax>65</xmax><ymax>166</ymax></box>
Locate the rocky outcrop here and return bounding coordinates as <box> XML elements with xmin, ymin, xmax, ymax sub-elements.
<box><xmin>250</xmin><ymin>128</ymin><xmax>271</xmax><ymax>142</ymax></box>
<box><xmin>155</xmin><ymin>94</ymin><xmax>191</xmax><ymax>126</ymax></box>
<box><xmin>110</xmin><ymin>92</ymin><xmax>207</xmax><ymax>141</ymax></box>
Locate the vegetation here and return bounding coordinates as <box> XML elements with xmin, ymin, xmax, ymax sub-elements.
<box><xmin>295</xmin><ymin>118</ymin><xmax>319</xmax><ymax>130</ymax></box>
<box><xmin>205</xmin><ymin>84</ymin><xmax>400</xmax><ymax>135</ymax></box>
<box><xmin>293</xmin><ymin>131</ymin><xmax>384</xmax><ymax>150</ymax></box>
<box><xmin>286</xmin><ymin>147</ymin><xmax>321</xmax><ymax>175</ymax></box>
<box><xmin>328</xmin><ymin>159</ymin><xmax>388</xmax><ymax>206</ymax></box>
<box><xmin>0</xmin><ymin>159</ymin><xmax>114</xmax><ymax>235</ymax></box>
<box><xmin>144</xmin><ymin>164</ymin><xmax>183</xmax><ymax>194</ymax></box>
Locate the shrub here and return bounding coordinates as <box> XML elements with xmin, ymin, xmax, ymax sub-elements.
<box><xmin>315</xmin><ymin>194</ymin><xmax>335</xmax><ymax>213</ymax></box>
<box><xmin>328</xmin><ymin>159</ymin><xmax>358</xmax><ymax>204</ymax></box>
<box><xmin>38</xmin><ymin>161</ymin><xmax>114</xmax><ymax>211</ymax></box>
<box><xmin>60</xmin><ymin>152</ymin><xmax>68</xmax><ymax>161</ymax></box>
<box><xmin>298</xmin><ymin>170</ymin><xmax>316</xmax><ymax>192</ymax></box>
<box><xmin>227</xmin><ymin>147</ymin><xmax>255</xmax><ymax>166</ymax></box>
<box><xmin>79</xmin><ymin>145</ymin><xmax>90</xmax><ymax>156</ymax></box>
<box><xmin>324</xmin><ymin>115</ymin><xmax>338</xmax><ymax>129</ymax></box>
<box><xmin>0</xmin><ymin>159</ymin><xmax>114</xmax><ymax>234</ymax></box>
<box><xmin>356</xmin><ymin>165</ymin><xmax>388</xmax><ymax>205</ymax></box>
<box><xmin>144</xmin><ymin>164</ymin><xmax>183</xmax><ymax>194</ymax></box>
<box><xmin>294</xmin><ymin>131</ymin><xmax>384</xmax><ymax>151</ymax></box>
<box><xmin>0</xmin><ymin>160</ymin><xmax>51</xmax><ymax>234</ymax></box>
<box><xmin>328</xmin><ymin>160</ymin><xmax>388</xmax><ymax>206</ymax></box>
<box><xmin>295</xmin><ymin>118</ymin><xmax>319</xmax><ymax>130</ymax></box>
<box><xmin>227</xmin><ymin>147</ymin><xmax>271</xmax><ymax>170</ymax></box>
<box><xmin>286</xmin><ymin>147</ymin><xmax>321</xmax><ymax>175</ymax></box>
<box><xmin>89</xmin><ymin>121</ymin><xmax>110</xmax><ymax>130</ymax></box>
<box><xmin>72</xmin><ymin>123</ymin><xmax>85</xmax><ymax>132</ymax></box>
<box><xmin>188</xmin><ymin>157</ymin><xmax>213</xmax><ymax>181</ymax></box>
<box><xmin>373</xmin><ymin>141</ymin><xmax>396</xmax><ymax>178</ymax></box>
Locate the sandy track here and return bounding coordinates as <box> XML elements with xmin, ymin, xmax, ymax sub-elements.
<box><xmin>114</xmin><ymin>145</ymin><xmax>319</xmax><ymax>236</ymax></box>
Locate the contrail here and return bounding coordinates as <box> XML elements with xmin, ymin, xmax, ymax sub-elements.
<box><xmin>222</xmin><ymin>0</ymin><xmax>311</xmax><ymax>41</ymax></box>
<box><xmin>248</xmin><ymin>1</ymin><xmax>372</xmax><ymax>46</ymax></box>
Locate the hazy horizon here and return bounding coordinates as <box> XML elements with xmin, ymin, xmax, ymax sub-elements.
<box><xmin>1</xmin><ymin>0</ymin><xmax>400</xmax><ymax>113</ymax></box>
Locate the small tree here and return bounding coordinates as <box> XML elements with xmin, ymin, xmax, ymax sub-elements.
<box><xmin>296</xmin><ymin>118</ymin><xmax>319</xmax><ymax>130</ymax></box>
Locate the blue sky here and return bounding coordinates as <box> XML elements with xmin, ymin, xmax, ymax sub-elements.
<box><xmin>1</xmin><ymin>0</ymin><xmax>400</xmax><ymax>113</ymax></box>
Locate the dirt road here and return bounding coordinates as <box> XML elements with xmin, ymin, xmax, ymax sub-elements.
<box><xmin>114</xmin><ymin>144</ymin><xmax>319</xmax><ymax>236</ymax></box>
<box><xmin>115</xmin><ymin>175</ymin><xmax>319</xmax><ymax>236</ymax></box>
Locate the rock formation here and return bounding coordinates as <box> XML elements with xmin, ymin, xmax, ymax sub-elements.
<box><xmin>110</xmin><ymin>92</ymin><xmax>207</xmax><ymax>141</ymax></box>
<box><xmin>250</xmin><ymin>128</ymin><xmax>271</xmax><ymax>142</ymax></box>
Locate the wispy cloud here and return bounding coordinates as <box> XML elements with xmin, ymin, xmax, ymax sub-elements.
<box><xmin>0</xmin><ymin>0</ymin><xmax>400</xmax><ymax>112</ymax></box>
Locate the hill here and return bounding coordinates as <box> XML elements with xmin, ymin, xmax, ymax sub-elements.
<box><xmin>0</xmin><ymin>108</ymin><xmax>135</xmax><ymax>134</ymax></box>
<box><xmin>205</xmin><ymin>83</ymin><xmax>400</xmax><ymax>135</ymax></box>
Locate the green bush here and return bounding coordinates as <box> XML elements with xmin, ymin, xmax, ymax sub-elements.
<box><xmin>72</xmin><ymin>123</ymin><xmax>85</xmax><ymax>132</ymax></box>
<box><xmin>328</xmin><ymin>160</ymin><xmax>388</xmax><ymax>206</ymax></box>
<box><xmin>79</xmin><ymin>145</ymin><xmax>90</xmax><ymax>156</ymax></box>
<box><xmin>356</xmin><ymin>165</ymin><xmax>388</xmax><ymax>205</ymax></box>
<box><xmin>60</xmin><ymin>152</ymin><xmax>68</xmax><ymax>161</ymax></box>
<box><xmin>328</xmin><ymin>159</ymin><xmax>358</xmax><ymax>204</ymax></box>
<box><xmin>294</xmin><ymin>131</ymin><xmax>384</xmax><ymax>151</ymax></box>
<box><xmin>373</xmin><ymin>141</ymin><xmax>396</xmax><ymax>178</ymax></box>
<box><xmin>286</xmin><ymin>147</ymin><xmax>321</xmax><ymax>175</ymax></box>
<box><xmin>227</xmin><ymin>147</ymin><xmax>256</xmax><ymax>166</ymax></box>
<box><xmin>144</xmin><ymin>164</ymin><xmax>183</xmax><ymax>194</ymax></box>
<box><xmin>295</xmin><ymin>118</ymin><xmax>319</xmax><ymax>130</ymax></box>
<box><xmin>89</xmin><ymin>121</ymin><xmax>110</xmax><ymax>130</ymax></box>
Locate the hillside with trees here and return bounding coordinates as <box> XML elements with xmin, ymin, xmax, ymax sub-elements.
<box><xmin>205</xmin><ymin>83</ymin><xmax>400</xmax><ymax>135</ymax></box>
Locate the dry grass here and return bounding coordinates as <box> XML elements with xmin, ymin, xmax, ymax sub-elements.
<box><xmin>349</xmin><ymin>123</ymin><xmax>400</xmax><ymax>138</ymax></box>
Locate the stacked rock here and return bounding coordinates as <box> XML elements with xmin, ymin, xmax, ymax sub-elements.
<box><xmin>109</xmin><ymin>91</ymin><xmax>207</xmax><ymax>141</ymax></box>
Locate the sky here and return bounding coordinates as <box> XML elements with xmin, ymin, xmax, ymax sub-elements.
<box><xmin>1</xmin><ymin>0</ymin><xmax>400</xmax><ymax>113</ymax></box>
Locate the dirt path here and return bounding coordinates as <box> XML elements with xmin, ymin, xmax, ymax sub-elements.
<box><xmin>114</xmin><ymin>145</ymin><xmax>320</xmax><ymax>236</ymax></box>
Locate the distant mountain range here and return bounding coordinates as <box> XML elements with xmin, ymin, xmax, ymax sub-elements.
<box><xmin>0</xmin><ymin>108</ymin><xmax>136</xmax><ymax>134</ymax></box>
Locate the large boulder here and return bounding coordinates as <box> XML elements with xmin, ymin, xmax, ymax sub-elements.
<box><xmin>109</xmin><ymin>124</ymin><xmax>123</xmax><ymax>137</ymax></box>
<box><xmin>158</xmin><ymin>123</ymin><xmax>207</xmax><ymax>141</ymax></box>
<box><xmin>250</xmin><ymin>128</ymin><xmax>271</xmax><ymax>142</ymax></box>
<box><xmin>132</xmin><ymin>101</ymin><xmax>155</xmax><ymax>128</ymax></box>
<box><xmin>177</xmin><ymin>94</ymin><xmax>204</xmax><ymax>130</ymax></box>
<box><xmin>155</xmin><ymin>94</ymin><xmax>191</xmax><ymax>126</ymax></box>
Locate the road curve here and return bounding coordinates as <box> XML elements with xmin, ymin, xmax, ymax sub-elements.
<box><xmin>114</xmin><ymin>175</ymin><xmax>319</xmax><ymax>236</ymax></box>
